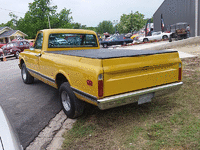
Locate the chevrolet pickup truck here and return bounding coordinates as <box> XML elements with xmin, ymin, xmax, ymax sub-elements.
<box><xmin>18</xmin><ymin>29</ymin><xmax>183</xmax><ymax>118</ymax></box>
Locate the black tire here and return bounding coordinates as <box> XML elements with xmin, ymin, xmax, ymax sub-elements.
<box><xmin>169</xmin><ymin>36</ymin><xmax>172</xmax><ymax>42</ymax></box>
<box><xmin>59</xmin><ymin>82</ymin><xmax>85</xmax><ymax>118</ymax></box>
<box><xmin>175</xmin><ymin>34</ymin><xmax>178</xmax><ymax>41</ymax></box>
<box><xmin>21</xmin><ymin>63</ymin><xmax>34</xmax><ymax>84</ymax></box>
<box><xmin>162</xmin><ymin>35</ymin><xmax>168</xmax><ymax>40</ymax></box>
<box><xmin>143</xmin><ymin>38</ymin><xmax>148</xmax><ymax>42</ymax></box>
<box><xmin>0</xmin><ymin>58</ymin><xmax>3</xmax><ymax>61</ymax></box>
<box><xmin>15</xmin><ymin>51</ymin><xmax>19</xmax><ymax>59</ymax></box>
<box><xmin>103</xmin><ymin>43</ymin><xmax>108</xmax><ymax>48</ymax></box>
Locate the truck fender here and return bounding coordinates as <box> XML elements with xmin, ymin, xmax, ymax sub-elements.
<box><xmin>55</xmin><ymin>70</ymin><xmax>71</xmax><ymax>88</ymax></box>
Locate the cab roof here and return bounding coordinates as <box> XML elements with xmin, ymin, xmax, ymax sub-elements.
<box><xmin>40</xmin><ymin>29</ymin><xmax>97</xmax><ymax>35</ymax></box>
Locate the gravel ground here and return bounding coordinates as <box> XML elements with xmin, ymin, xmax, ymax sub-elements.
<box><xmin>175</xmin><ymin>44</ymin><xmax>200</xmax><ymax>56</ymax></box>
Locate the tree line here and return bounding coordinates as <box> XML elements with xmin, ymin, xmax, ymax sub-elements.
<box><xmin>0</xmin><ymin>0</ymin><xmax>152</xmax><ymax>39</ymax></box>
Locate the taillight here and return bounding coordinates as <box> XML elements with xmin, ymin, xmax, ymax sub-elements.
<box><xmin>178</xmin><ymin>63</ymin><xmax>182</xmax><ymax>80</ymax></box>
<box><xmin>98</xmin><ymin>74</ymin><xmax>103</xmax><ymax>97</ymax></box>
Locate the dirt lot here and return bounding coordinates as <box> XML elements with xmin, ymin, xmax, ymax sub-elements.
<box><xmin>62</xmin><ymin>43</ymin><xmax>200</xmax><ymax>150</ymax></box>
<box><xmin>176</xmin><ymin>44</ymin><xmax>200</xmax><ymax>56</ymax></box>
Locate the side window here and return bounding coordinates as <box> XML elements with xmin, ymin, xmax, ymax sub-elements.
<box><xmin>84</xmin><ymin>34</ymin><xmax>97</xmax><ymax>46</ymax></box>
<box><xmin>34</xmin><ymin>33</ymin><xmax>43</xmax><ymax>49</ymax></box>
<box><xmin>20</xmin><ymin>42</ymin><xmax>23</xmax><ymax>45</ymax></box>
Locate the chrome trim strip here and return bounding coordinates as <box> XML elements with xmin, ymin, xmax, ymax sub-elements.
<box><xmin>71</xmin><ymin>87</ymin><xmax>97</xmax><ymax>101</ymax></box>
<box><xmin>0</xmin><ymin>54</ymin><xmax>14</xmax><ymax>58</ymax></box>
<box><xmin>97</xmin><ymin>82</ymin><xmax>183</xmax><ymax>110</ymax></box>
<box><xmin>27</xmin><ymin>68</ymin><xmax>55</xmax><ymax>83</ymax></box>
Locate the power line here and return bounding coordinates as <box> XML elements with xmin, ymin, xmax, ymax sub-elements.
<box><xmin>0</xmin><ymin>7</ymin><xmax>25</xmax><ymax>14</ymax></box>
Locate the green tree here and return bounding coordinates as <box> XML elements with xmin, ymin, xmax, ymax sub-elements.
<box><xmin>54</xmin><ymin>8</ymin><xmax>73</xmax><ymax>28</ymax></box>
<box><xmin>17</xmin><ymin>0</ymin><xmax>57</xmax><ymax>38</ymax></box>
<box><xmin>86</xmin><ymin>27</ymin><xmax>97</xmax><ymax>32</ymax></box>
<box><xmin>117</xmin><ymin>11</ymin><xmax>145</xmax><ymax>33</ymax></box>
<box><xmin>0</xmin><ymin>12</ymin><xmax>18</xmax><ymax>30</ymax></box>
<box><xmin>17</xmin><ymin>0</ymin><xmax>73</xmax><ymax>38</ymax></box>
<box><xmin>96</xmin><ymin>20</ymin><xmax>115</xmax><ymax>34</ymax></box>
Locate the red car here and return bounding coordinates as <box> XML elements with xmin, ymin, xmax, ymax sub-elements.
<box><xmin>0</xmin><ymin>45</ymin><xmax>6</xmax><ymax>61</ymax></box>
<box><xmin>0</xmin><ymin>43</ymin><xmax>6</xmax><ymax>48</ymax></box>
<box><xmin>1</xmin><ymin>40</ymin><xmax>30</xmax><ymax>61</ymax></box>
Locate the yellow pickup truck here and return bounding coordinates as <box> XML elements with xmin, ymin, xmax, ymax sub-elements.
<box><xmin>19</xmin><ymin>29</ymin><xmax>183</xmax><ymax>118</ymax></box>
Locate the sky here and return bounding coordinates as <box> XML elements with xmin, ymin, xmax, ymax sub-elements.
<box><xmin>0</xmin><ymin>0</ymin><xmax>164</xmax><ymax>27</ymax></box>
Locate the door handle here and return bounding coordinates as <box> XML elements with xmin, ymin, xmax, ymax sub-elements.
<box><xmin>35</xmin><ymin>54</ymin><xmax>42</xmax><ymax>57</ymax></box>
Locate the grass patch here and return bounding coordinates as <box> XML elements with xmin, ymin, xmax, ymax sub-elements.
<box><xmin>62</xmin><ymin>57</ymin><xmax>200</xmax><ymax>150</ymax></box>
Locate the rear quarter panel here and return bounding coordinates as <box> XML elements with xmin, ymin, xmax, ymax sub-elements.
<box><xmin>40</xmin><ymin>53</ymin><xmax>103</xmax><ymax>97</ymax></box>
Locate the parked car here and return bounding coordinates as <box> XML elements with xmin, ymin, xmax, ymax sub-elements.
<box><xmin>135</xmin><ymin>31</ymin><xmax>171</xmax><ymax>43</ymax></box>
<box><xmin>124</xmin><ymin>33</ymin><xmax>133</xmax><ymax>38</ymax></box>
<box><xmin>0</xmin><ymin>45</ymin><xmax>7</xmax><ymax>61</ymax></box>
<box><xmin>0</xmin><ymin>105</ymin><xmax>23</xmax><ymax>150</ymax></box>
<box><xmin>19</xmin><ymin>29</ymin><xmax>183</xmax><ymax>119</ymax></box>
<box><xmin>1</xmin><ymin>40</ymin><xmax>30</xmax><ymax>60</ymax></box>
<box><xmin>0</xmin><ymin>43</ymin><xmax>6</xmax><ymax>48</ymax></box>
<box><xmin>0</xmin><ymin>48</ymin><xmax>3</xmax><ymax>61</ymax></box>
<box><xmin>100</xmin><ymin>35</ymin><xmax>133</xmax><ymax>48</ymax></box>
<box><xmin>169</xmin><ymin>22</ymin><xmax>188</xmax><ymax>42</ymax></box>
<box><xmin>49</xmin><ymin>36</ymin><xmax>68</xmax><ymax>46</ymax></box>
<box><xmin>131</xmin><ymin>33</ymin><xmax>139</xmax><ymax>40</ymax></box>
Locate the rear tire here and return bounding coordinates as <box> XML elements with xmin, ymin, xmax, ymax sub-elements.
<box><xmin>143</xmin><ymin>38</ymin><xmax>148</xmax><ymax>42</ymax></box>
<box><xmin>21</xmin><ymin>63</ymin><xmax>34</xmax><ymax>84</ymax></box>
<box><xmin>59</xmin><ymin>82</ymin><xmax>85</xmax><ymax>118</ymax></box>
<box><xmin>169</xmin><ymin>36</ymin><xmax>172</xmax><ymax>42</ymax></box>
<box><xmin>162</xmin><ymin>35</ymin><xmax>168</xmax><ymax>40</ymax></box>
<box><xmin>103</xmin><ymin>44</ymin><xmax>108</xmax><ymax>48</ymax></box>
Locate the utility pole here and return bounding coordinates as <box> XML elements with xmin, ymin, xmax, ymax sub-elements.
<box><xmin>195</xmin><ymin>0</ymin><xmax>198</xmax><ymax>36</ymax></box>
<box><xmin>130</xmin><ymin>10</ymin><xmax>133</xmax><ymax>33</ymax></box>
<box><xmin>113</xmin><ymin>20</ymin><xmax>118</xmax><ymax>34</ymax></box>
<box><xmin>48</xmin><ymin>15</ymin><xmax>51</xmax><ymax>29</ymax></box>
<box><xmin>47</xmin><ymin>1</ymin><xmax>51</xmax><ymax>29</ymax></box>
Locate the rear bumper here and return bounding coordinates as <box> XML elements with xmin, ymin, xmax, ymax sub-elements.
<box><xmin>97</xmin><ymin>82</ymin><xmax>183</xmax><ymax>110</ymax></box>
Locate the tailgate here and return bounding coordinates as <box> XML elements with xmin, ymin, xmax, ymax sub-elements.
<box><xmin>102</xmin><ymin>51</ymin><xmax>181</xmax><ymax>97</ymax></box>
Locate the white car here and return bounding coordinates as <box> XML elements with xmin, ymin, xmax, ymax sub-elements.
<box><xmin>0</xmin><ymin>105</ymin><xmax>23</xmax><ymax>150</ymax></box>
<box><xmin>135</xmin><ymin>31</ymin><xmax>172</xmax><ymax>43</ymax></box>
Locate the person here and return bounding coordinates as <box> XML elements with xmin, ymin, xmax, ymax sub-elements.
<box><xmin>186</xmin><ymin>25</ymin><xmax>190</xmax><ymax>38</ymax></box>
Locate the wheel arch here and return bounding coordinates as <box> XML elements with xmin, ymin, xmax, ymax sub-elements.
<box><xmin>143</xmin><ymin>38</ymin><xmax>148</xmax><ymax>42</ymax></box>
<box><xmin>162</xmin><ymin>35</ymin><xmax>168</xmax><ymax>39</ymax></box>
<box><xmin>19</xmin><ymin>59</ymin><xmax>25</xmax><ymax>69</ymax></box>
<box><xmin>55</xmin><ymin>73</ymin><xmax>69</xmax><ymax>89</ymax></box>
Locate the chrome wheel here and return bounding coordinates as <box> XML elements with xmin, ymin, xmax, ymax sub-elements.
<box><xmin>61</xmin><ymin>91</ymin><xmax>71</xmax><ymax>111</ymax></box>
<box><xmin>22</xmin><ymin>66</ymin><xmax>27</xmax><ymax>81</ymax></box>
<box><xmin>15</xmin><ymin>51</ymin><xmax>19</xmax><ymax>59</ymax></box>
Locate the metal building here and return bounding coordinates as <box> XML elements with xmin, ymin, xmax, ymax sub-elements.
<box><xmin>153</xmin><ymin>0</ymin><xmax>199</xmax><ymax>37</ymax></box>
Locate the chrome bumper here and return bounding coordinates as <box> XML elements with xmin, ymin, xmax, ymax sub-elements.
<box><xmin>97</xmin><ymin>82</ymin><xmax>183</xmax><ymax>110</ymax></box>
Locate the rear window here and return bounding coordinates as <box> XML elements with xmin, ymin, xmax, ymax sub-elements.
<box><xmin>48</xmin><ymin>33</ymin><xmax>98</xmax><ymax>48</ymax></box>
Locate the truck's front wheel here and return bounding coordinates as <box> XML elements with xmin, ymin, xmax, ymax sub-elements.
<box><xmin>59</xmin><ymin>82</ymin><xmax>85</xmax><ymax>118</ymax></box>
<box><xmin>21</xmin><ymin>63</ymin><xmax>34</xmax><ymax>84</ymax></box>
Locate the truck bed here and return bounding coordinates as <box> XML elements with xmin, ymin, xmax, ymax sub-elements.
<box><xmin>46</xmin><ymin>49</ymin><xmax>178</xmax><ymax>59</ymax></box>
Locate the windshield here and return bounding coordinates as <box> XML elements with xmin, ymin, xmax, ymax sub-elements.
<box><xmin>48</xmin><ymin>33</ymin><xmax>98</xmax><ymax>48</ymax></box>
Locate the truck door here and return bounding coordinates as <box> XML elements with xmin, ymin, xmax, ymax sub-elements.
<box><xmin>25</xmin><ymin>32</ymin><xmax>43</xmax><ymax>72</ymax></box>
